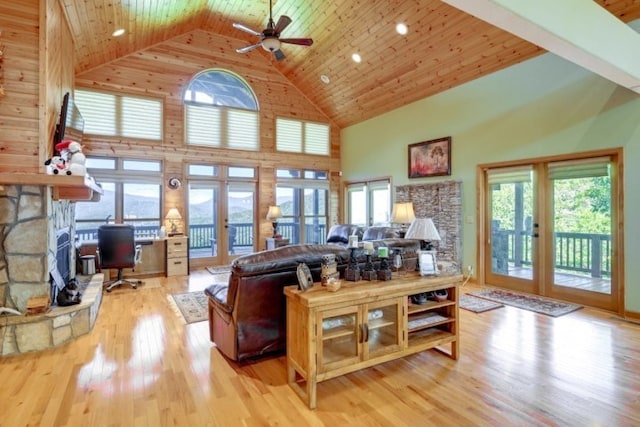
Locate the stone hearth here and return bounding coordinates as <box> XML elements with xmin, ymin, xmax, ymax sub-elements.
<box><xmin>0</xmin><ymin>274</ymin><xmax>103</xmax><ymax>356</ymax></box>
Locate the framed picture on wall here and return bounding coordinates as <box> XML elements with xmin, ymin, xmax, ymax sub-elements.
<box><xmin>408</xmin><ymin>136</ymin><xmax>451</xmax><ymax>178</ymax></box>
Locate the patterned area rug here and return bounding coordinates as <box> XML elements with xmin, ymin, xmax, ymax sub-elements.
<box><xmin>206</xmin><ymin>266</ymin><xmax>231</xmax><ymax>275</ymax></box>
<box><xmin>469</xmin><ymin>288</ymin><xmax>582</xmax><ymax>317</ymax></box>
<box><xmin>171</xmin><ymin>292</ymin><xmax>208</xmax><ymax>324</ymax></box>
<box><xmin>460</xmin><ymin>294</ymin><xmax>504</xmax><ymax>313</ymax></box>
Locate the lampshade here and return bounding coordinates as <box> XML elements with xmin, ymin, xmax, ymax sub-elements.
<box><xmin>262</xmin><ymin>37</ymin><xmax>281</xmax><ymax>52</ymax></box>
<box><xmin>266</xmin><ymin>205</ymin><xmax>282</xmax><ymax>220</ymax></box>
<box><xmin>405</xmin><ymin>218</ymin><xmax>441</xmax><ymax>242</ymax></box>
<box><xmin>391</xmin><ymin>202</ymin><xmax>416</xmax><ymax>225</ymax></box>
<box><xmin>165</xmin><ymin>208</ymin><xmax>182</xmax><ymax>220</ymax></box>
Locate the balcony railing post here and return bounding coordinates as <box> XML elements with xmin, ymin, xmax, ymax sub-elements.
<box><xmin>591</xmin><ymin>235</ymin><xmax>602</xmax><ymax>278</ymax></box>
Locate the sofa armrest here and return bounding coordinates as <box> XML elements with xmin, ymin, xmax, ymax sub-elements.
<box><xmin>205</xmin><ymin>283</ymin><xmax>231</xmax><ymax>313</ymax></box>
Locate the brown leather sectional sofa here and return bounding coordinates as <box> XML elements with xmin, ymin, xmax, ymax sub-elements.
<box><xmin>205</xmin><ymin>225</ymin><xmax>420</xmax><ymax>361</ymax></box>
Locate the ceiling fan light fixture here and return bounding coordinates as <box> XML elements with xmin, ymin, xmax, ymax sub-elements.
<box><xmin>262</xmin><ymin>37</ymin><xmax>281</xmax><ymax>52</ymax></box>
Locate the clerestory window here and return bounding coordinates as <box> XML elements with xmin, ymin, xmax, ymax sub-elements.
<box><xmin>184</xmin><ymin>69</ymin><xmax>259</xmax><ymax>151</ymax></box>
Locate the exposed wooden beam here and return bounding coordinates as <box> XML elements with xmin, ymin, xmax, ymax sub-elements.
<box><xmin>443</xmin><ymin>0</ymin><xmax>640</xmax><ymax>93</ymax></box>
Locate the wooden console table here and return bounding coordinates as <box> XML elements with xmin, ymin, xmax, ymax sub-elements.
<box><xmin>284</xmin><ymin>273</ymin><xmax>462</xmax><ymax>409</ymax></box>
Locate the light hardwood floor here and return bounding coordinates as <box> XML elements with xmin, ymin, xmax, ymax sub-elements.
<box><xmin>1</xmin><ymin>270</ymin><xmax>639</xmax><ymax>426</ymax></box>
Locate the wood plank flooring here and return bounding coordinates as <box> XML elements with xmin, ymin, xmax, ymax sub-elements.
<box><xmin>1</xmin><ymin>270</ymin><xmax>639</xmax><ymax>426</ymax></box>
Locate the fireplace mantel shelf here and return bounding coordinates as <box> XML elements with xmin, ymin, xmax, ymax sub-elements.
<box><xmin>0</xmin><ymin>173</ymin><xmax>103</xmax><ymax>201</ymax></box>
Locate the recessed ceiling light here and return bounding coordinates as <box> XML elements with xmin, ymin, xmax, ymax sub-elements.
<box><xmin>352</xmin><ymin>53</ymin><xmax>362</xmax><ymax>63</ymax></box>
<box><xmin>112</xmin><ymin>28</ymin><xmax>125</xmax><ymax>37</ymax></box>
<box><xmin>320</xmin><ymin>75</ymin><xmax>330</xmax><ymax>84</ymax></box>
<box><xmin>396</xmin><ymin>23</ymin><xmax>408</xmax><ymax>35</ymax></box>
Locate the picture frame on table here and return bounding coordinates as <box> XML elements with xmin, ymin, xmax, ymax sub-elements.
<box><xmin>408</xmin><ymin>136</ymin><xmax>451</xmax><ymax>178</ymax></box>
<box><xmin>297</xmin><ymin>262</ymin><xmax>314</xmax><ymax>292</ymax></box>
<box><xmin>418</xmin><ymin>251</ymin><xmax>438</xmax><ymax>276</ymax></box>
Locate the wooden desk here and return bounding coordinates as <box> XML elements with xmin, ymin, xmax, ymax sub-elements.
<box><xmin>80</xmin><ymin>237</ymin><xmax>188</xmax><ymax>278</ymax></box>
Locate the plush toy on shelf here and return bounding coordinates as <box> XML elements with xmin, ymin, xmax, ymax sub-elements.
<box><xmin>44</xmin><ymin>155</ymin><xmax>69</xmax><ymax>175</ymax></box>
<box><xmin>53</xmin><ymin>140</ymin><xmax>86</xmax><ymax>176</ymax></box>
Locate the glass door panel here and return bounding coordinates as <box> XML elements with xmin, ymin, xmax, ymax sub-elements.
<box><xmin>227</xmin><ymin>183</ymin><xmax>255</xmax><ymax>259</ymax></box>
<box><xmin>548</xmin><ymin>158</ymin><xmax>614</xmax><ymax>308</ymax></box>
<box><xmin>188</xmin><ymin>182</ymin><xmax>219</xmax><ymax>261</ymax></box>
<box><xmin>485</xmin><ymin>166</ymin><xmax>536</xmax><ymax>293</ymax></box>
<box><xmin>365</xmin><ymin>299</ymin><xmax>402</xmax><ymax>358</ymax></box>
<box><xmin>303</xmin><ymin>188</ymin><xmax>327</xmax><ymax>244</ymax></box>
<box><xmin>317</xmin><ymin>306</ymin><xmax>361</xmax><ymax>373</ymax></box>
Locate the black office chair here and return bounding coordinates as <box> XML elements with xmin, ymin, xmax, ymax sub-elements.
<box><xmin>97</xmin><ymin>224</ymin><xmax>143</xmax><ymax>292</ymax></box>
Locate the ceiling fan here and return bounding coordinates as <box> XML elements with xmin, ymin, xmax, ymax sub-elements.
<box><xmin>233</xmin><ymin>0</ymin><xmax>313</xmax><ymax>61</ymax></box>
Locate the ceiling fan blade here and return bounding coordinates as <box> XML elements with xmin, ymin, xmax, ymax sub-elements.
<box><xmin>279</xmin><ymin>38</ymin><xmax>314</xmax><ymax>47</ymax></box>
<box><xmin>232</xmin><ymin>22</ymin><xmax>262</xmax><ymax>37</ymax></box>
<box><xmin>273</xmin><ymin>49</ymin><xmax>286</xmax><ymax>62</ymax></box>
<box><xmin>274</xmin><ymin>15</ymin><xmax>292</xmax><ymax>34</ymax></box>
<box><xmin>236</xmin><ymin>42</ymin><xmax>262</xmax><ymax>54</ymax></box>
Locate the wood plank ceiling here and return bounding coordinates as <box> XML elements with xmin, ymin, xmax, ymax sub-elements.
<box><xmin>60</xmin><ymin>0</ymin><xmax>640</xmax><ymax>129</ymax></box>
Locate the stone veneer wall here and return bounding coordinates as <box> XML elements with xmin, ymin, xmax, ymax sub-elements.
<box><xmin>396</xmin><ymin>180</ymin><xmax>463</xmax><ymax>272</ymax></box>
<box><xmin>0</xmin><ymin>184</ymin><xmax>99</xmax><ymax>356</ymax></box>
<box><xmin>0</xmin><ymin>184</ymin><xmax>75</xmax><ymax>312</ymax></box>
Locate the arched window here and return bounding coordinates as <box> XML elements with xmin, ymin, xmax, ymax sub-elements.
<box><xmin>184</xmin><ymin>69</ymin><xmax>259</xmax><ymax>150</ymax></box>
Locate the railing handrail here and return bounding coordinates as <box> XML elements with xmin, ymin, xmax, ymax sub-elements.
<box><xmin>493</xmin><ymin>229</ymin><xmax>611</xmax><ymax>278</ymax></box>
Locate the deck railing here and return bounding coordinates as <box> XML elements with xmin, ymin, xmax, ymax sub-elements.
<box><xmin>77</xmin><ymin>222</ymin><xmax>327</xmax><ymax>254</ymax></box>
<box><xmin>493</xmin><ymin>229</ymin><xmax>611</xmax><ymax>278</ymax></box>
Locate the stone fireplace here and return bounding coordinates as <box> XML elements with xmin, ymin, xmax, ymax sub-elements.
<box><xmin>0</xmin><ymin>184</ymin><xmax>102</xmax><ymax>356</ymax></box>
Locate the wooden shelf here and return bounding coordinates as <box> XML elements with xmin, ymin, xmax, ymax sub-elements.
<box><xmin>0</xmin><ymin>173</ymin><xmax>103</xmax><ymax>201</ymax></box>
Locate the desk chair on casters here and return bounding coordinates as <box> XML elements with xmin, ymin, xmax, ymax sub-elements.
<box><xmin>98</xmin><ymin>224</ymin><xmax>143</xmax><ymax>292</ymax></box>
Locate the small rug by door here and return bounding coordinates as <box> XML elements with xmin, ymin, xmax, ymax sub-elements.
<box><xmin>171</xmin><ymin>291</ymin><xmax>208</xmax><ymax>324</ymax></box>
<box><xmin>206</xmin><ymin>266</ymin><xmax>231</xmax><ymax>275</ymax></box>
<box><xmin>469</xmin><ymin>288</ymin><xmax>582</xmax><ymax>317</ymax></box>
<box><xmin>460</xmin><ymin>294</ymin><xmax>504</xmax><ymax>313</ymax></box>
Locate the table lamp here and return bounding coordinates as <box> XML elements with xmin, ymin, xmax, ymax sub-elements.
<box><xmin>165</xmin><ymin>208</ymin><xmax>182</xmax><ymax>234</ymax></box>
<box><xmin>266</xmin><ymin>205</ymin><xmax>282</xmax><ymax>238</ymax></box>
<box><xmin>405</xmin><ymin>217</ymin><xmax>441</xmax><ymax>250</ymax></box>
<box><xmin>391</xmin><ymin>202</ymin><xmax>416</xmax><ymax>238</ymax></box>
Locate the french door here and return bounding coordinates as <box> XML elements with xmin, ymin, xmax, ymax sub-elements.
<box><xmin>187</xmin><ymin>171</ymin><xmax>257</xmax><ymax>267</ymax></box>
<box><xmin>481</xmin><ymin>150</ymin><xmax>622</xmax><ymax>312</ymax></box>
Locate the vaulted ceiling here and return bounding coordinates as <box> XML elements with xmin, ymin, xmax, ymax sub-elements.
<box><xmin>61</xmin><ymin>0</ymin><xmax>640</xmax><ymax>129</ymax></box>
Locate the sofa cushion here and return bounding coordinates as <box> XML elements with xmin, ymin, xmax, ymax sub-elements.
<box><xmin>362</xmin><ymin>226</ymin><xmax>397</xmax><ymax>241</ymax></box>
<box><xmin>326</xmin><ymin>224</ymin><xmax>362</xmax><ymax>244</ymax></box>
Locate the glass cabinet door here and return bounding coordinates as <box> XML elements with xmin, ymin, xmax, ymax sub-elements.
<box><xmin>317</xmin><ymin>306</ymin><xmax>361</xmax><ymax>373</ymax></box>
<box><xmin>364</xmin><ymin>298</ymin><xmax>403</xmax><ymax>359</ymax></box>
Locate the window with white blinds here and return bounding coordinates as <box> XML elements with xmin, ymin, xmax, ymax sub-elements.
<box><xmin>74</xmin><ymin>89</ymin><xmax>162</xmax><ymax>140</ymax></box>
<box><xmin>185</xmin><ymin>104</ymin><xmax>258</xmax><ymax>150</ymax></box>
<box><xmin>276</xmin><ymin>118</ymin><xmax>330</xmax><ymax>156</ymax></box>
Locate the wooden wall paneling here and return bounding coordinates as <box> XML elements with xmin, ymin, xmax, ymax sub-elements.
<box><xmin>0</xmin><ymin>1</ymin><xmax>41</xmax><ymax>174</ymax></box>
<box><xmin>75</xmin><ymin>28</ymin><xmax>341</xmax><ymax>246</ymax></box>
